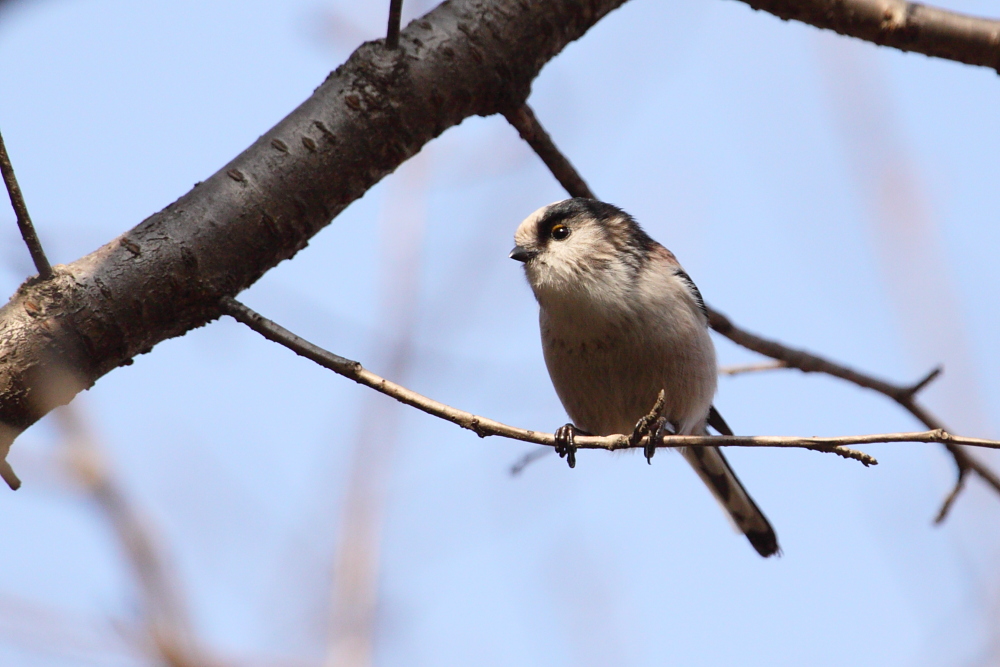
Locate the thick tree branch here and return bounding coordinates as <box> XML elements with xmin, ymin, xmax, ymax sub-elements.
<box><xmin>0</xmin><ymin>0</ymin><xmax>632</xmax><ymax>488</ymax></box>
<box><xmin>733</xmin><ymin>0</ymin><xmax>1000</xmax><ymax>72</ymax></box>
<box><xmin>0</xmin><ymin>128</ymin><xmax>53</xmax><ymax>280</ymax></box>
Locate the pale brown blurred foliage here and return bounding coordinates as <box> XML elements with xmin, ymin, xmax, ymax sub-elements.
<box><xmin>815</xmin><ymin>33</ymin><xmax>1000</xmax><ymax>664</ymax></box>
<box><xmin>0</xmin><ymin>590</ymin><xmax>137</xmax><ymax>663</ymax></box>
<box><xmin>814</xmin><ymin>35</ymin><xmax>990</xmax><ymax>438</ymax></box>
<box><xmin>54</xmin><ymin>404</ymin><xmax>213</xmax><ymax>667</ymax></box>
<box><xmin>325</xmin><ymin>153</ymin><xmax>428</xmax><ymax>667</ymax></box>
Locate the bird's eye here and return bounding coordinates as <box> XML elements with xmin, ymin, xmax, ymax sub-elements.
<box><xmin>550</xmin><ymin>224</ymin><xmax>570</xmax><ymax>240</ymax></box>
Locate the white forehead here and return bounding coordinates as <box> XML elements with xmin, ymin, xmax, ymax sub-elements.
<box><xmin>514</xmin><ymin>199</ymin><xmax>571</xmax><ymax>244</ymax></box>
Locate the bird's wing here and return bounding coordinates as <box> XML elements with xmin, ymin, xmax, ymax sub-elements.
<box><xmin>671</xmin><ymin>269</ymin><xmax>708</xmax><ymax>318</ymax></box>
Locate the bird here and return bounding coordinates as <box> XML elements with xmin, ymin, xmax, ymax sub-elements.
<box><xmin>510</xmin><ymin>197</ymin><xmax>779</xmax><ymax>557</ymax></box>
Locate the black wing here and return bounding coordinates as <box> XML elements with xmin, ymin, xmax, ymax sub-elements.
<box><xmin>673</xmin><ymin>269</ymin><xmax>708</xmax><ymax>318</ymax></box>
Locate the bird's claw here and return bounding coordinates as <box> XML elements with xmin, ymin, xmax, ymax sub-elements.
<box><xmin>647</xmin><ymin>418</ymin><xmax>676</xmax><ymax>463</ymax></box>
<box><xmin>629</xmin><ymin>390</ymin><xmax>667</xmax><ymax>464</ymax></box>
<box><xmin>554</xmin><ymin>423</ymin><xmax>579</xmax><ymax>468</ymax></box>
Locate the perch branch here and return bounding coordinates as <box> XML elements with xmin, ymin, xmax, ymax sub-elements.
<box><xmin>223</xmin><ymin>296</ymin><xmax>1000</xmax><ymax>470</ymax></box>
<box><xmin>218</xmin><ymin>297</ymin><xmax>880</xmax><ymax>461</ymax></box>
<box><xmin>0</xmin><ymin>128</ymin><xmax>52</xmax><ymax>279</ymax></box>
<box><xmin>733</xmin><ymin>0</ymin><xmax>1000</xmax><ymax>72</ymax></box>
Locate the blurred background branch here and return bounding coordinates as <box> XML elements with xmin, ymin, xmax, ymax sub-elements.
<box><xmin>324</xmin><ymin>151</ymin><xmax>427</xmax><ymax>667</ymax></box>
<box><xmin>53</xmin><ymin>405</ymin><xmax>211</xmax><ymax>667</ymax></box>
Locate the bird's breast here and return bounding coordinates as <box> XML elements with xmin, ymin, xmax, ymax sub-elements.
<box><xmin>539</xmin><ymin>305</ymin><xmax>716</xmax><ymax>437</ymax></box>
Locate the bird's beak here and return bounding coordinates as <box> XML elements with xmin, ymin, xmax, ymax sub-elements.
<box><xmin>509</xmin><ymin>245</ymin><xmax>538</xmax><ymax>263</ymax></box>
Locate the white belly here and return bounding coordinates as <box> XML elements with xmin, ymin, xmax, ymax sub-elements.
<box><xmin>540</xmin><ymin>307</ymin><xmax>716</xmax><ymax>436</ymax></box>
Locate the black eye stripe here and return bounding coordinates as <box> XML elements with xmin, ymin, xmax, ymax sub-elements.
<box><xmin>536</xmin><ymin>210</ymin><xmax>573</xmax><ymax>244</ymax></box>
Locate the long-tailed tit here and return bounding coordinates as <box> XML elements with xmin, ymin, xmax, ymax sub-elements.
<box><xmin>511</xmin><ymin>198</ymin><xmax>779</xmax><ymax>557</ymax></box>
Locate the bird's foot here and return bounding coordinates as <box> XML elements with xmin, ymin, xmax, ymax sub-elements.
<box><xmin>629</xmin><ymin>390</ymin><xmax>667</xmax><ymax>464</ymax></box>
<box><xmin>647</xmin><ymin>418</ymin><xmax>677</xmax><ymax>462</ymax></box>
<box><xmin>554</xmin><ymin>423</ymin><xmax>582</xmax><ymax>469</ymax></box>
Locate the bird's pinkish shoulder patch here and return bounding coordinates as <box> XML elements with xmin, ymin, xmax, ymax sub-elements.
<box><xmin>649</xmin><ymin>243</ymin><xmax>679</xmax><ymax>267</ymax></box>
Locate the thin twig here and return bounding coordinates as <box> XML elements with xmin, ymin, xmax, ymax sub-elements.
<box><xmin>707</xmin><ymin>309</ymin><xmax>940</xmax><ymax>414</ymax></box>
<box><xmin>222</xmin><ymin>297</ymin><xmax>1000</xmax><ymax>470</ymax></box>
<box><xmin>909</xmin><ymin>366</ymin><xmax>943</xmax><ymax>396</ymax></box>
<box><xmin>933</xmin><ymin>470</ymin><xmax>967</xmax><ymax>525</ymax></box>
<box><xmin>503</xmin><ymin>104</ymin><xmax>1000</xmax><ymax>519</ymax></box>
<box><xmin>0</xmin><ymin>128</ymin><xmax>52</xmax><ymax>279</ymax></box>
<box><xmin>503</xmin><ymin>105</ymin><xmax>595</xmax><ymax>199</ymax></box>
<box><xmin>630</xmin><ymin>389</ymin><xmax>666</xmax><ymax>446</ymax></box>
<box><xmin>719</xmin><ymin>360</ymin><xmax>788</xmax><ymax>376</ymax></box>
<box><xmin>386</xmin><ymin>0</ymin><xmax>403</xmax><ymax>49</ymax></box>
<box><xmin>706</xmin><ymin>307</ymin><xmax>1000</xmax><ymax>518</ymax></box>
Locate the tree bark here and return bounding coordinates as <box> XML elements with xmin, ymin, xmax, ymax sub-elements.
<box><xmin>0</xmin><ymin>0</ymin><xmax>631</xmax><ymax>484</ymax></box>
<box><xmin>735</xmin><ymin>0</ymin><xmax>1000</xmax><ymax>72</ymax></box>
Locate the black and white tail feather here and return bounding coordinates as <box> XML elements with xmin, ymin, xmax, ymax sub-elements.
<box><xmin>685</xmin><ymin>407</ymin><xmax>780</xmax><ymax>557</ymax></box>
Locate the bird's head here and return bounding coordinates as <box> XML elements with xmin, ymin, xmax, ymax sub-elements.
<box><xmin>510</xmin><ymin>198</ymin><xmax>661</xmax><ymax>308</ymax></box>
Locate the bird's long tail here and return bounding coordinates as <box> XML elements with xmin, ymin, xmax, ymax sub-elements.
<box><xmin>681</xmin><ymin>445</ymin><xmax>780</xmax><ymax>557</ymax></box>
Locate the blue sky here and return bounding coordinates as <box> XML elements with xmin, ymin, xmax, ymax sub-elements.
<box><xmin>1</xmin><ymin>0</ymin><xmax>999</xmax><ymax>665</ymax></box>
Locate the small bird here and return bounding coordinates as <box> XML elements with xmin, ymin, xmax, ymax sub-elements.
<box><xmin>510</xmin><ymin>198</ymin><xmax>779</xmax><ymax>557</ymax></box>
